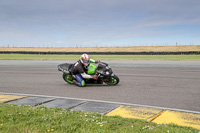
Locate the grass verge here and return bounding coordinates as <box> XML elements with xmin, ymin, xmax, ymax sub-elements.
<box><xmin>0</xmin><ymin>103</ymin><xmax>198</xmax><ymax>133</ymax></box>
<box><xmin>0</xmin><ymin>54</ymin><xmax>200</xmax><ymax>60</ymax></box>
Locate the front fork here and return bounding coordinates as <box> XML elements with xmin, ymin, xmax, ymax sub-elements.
<box><xmin>103</xmin><ymin>73</ymin><xmax>115</xmax><ymax>82</ymax></box>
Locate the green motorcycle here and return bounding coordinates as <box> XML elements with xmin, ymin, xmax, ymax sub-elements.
<box><xmin>58</xmin><ymin>62</ymin><xmax>119</xmax><ymax>86</ymax></box>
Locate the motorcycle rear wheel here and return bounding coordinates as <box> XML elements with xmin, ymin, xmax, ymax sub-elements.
<box><xmin>104</xmin><ymin>75</ymin><xmax>119</xmax><ymax>85</ymax></box>
<box><xmin>63</xmin><ymin>73</ymin><xmax>74</xmax><ymax>84</ymax></box>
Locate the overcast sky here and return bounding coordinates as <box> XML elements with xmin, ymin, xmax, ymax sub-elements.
<box><xmin>0</xmin><ymin>0</ymin><xmax>200</xmax><ymax>47</ymax></box>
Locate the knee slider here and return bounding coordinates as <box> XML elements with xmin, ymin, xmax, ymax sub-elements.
<box><xmin>81</xmin><ymin>80</ymin><xmax>85</xmax><ymax>87</ymax></box>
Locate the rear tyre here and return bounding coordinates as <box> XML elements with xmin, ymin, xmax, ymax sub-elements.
<box><xmin>63</xmin><ymin>73</ymin><xmax>74</xmax><ymax>84</ymax></box>
<box><xmin>104</xmin><ymin>75</ymin><xmax>119</xmax><ymax>85</ymax></box>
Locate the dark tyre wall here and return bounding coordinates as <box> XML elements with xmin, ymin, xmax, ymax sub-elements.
<box><xmin>0</xmin><ymin>51</ymin><xmax>199</xmax><ymax>55</ymax></box>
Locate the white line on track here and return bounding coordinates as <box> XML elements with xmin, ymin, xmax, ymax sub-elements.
<box><xmin>1</xmin><ymin>92</ymin><xmax>200</xmax><ymax>114</ymax></box>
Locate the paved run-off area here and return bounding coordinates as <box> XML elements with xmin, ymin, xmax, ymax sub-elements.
<box><xmin>0</xmin><ymin>94</ymin><xmax>200</xmax><ymax>130</ymax></box>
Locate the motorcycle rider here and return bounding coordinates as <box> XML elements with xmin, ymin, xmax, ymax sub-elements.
<box><xmin>70</xmin><ymin>54</ymin><xmax>100</xmax><ymax>87</ymax></box>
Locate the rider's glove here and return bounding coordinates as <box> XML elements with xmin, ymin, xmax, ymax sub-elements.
<box><xmin>95</xmin><ymin>60</ymin><xmax>101</xmax><ymax>64</ymax></box>
<box><xmin>91</xmin><ymin>75</ymin><xmax>97</xmax><ymax>79</ymax></box>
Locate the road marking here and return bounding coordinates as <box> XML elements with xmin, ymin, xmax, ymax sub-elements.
<box><xmin>106</xmin><ymin>105</ymin><xmax>162</xmax><ymax>120</ymax></box>
<box><xmin>152</xmin><ymin>110</ymin><xmax>200</xmax><ymax>130</ymax></box>
<box><xmin>0</xmin><ymin>95</ymin><xmax>26</xmax><ymax>103</ymax></box>
<box><xmin>1</xmin><ymin>92</ymin><xmax>200</xmax><ymax>114</ymax></box>
<box><xmin>148</xmin><ymin>110</ymin><xmax>166</xmax><ymax>122</ymax></box>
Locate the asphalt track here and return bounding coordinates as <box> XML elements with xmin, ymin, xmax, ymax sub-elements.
<box><xmin>0</xmin><ymin>60</ymin><xmax>200</xmax><ymax>112</ymax></box>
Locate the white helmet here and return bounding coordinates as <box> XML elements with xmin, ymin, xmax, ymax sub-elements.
<box><xmin>80</xmin><ymin>54</ymin><xmax>90</xmax><ymax>66</ymax></box>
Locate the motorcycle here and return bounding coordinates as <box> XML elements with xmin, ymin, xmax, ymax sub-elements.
<box><xmin>58</xmin><ymin>62</ymin><xmax>119</xmax><ymax>86</ymax></box>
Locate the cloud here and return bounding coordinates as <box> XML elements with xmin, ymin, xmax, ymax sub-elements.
<box><xmin>0</xmin><ymin>0</ymin><xmax>200</xmax><ymax>46</ymax></box>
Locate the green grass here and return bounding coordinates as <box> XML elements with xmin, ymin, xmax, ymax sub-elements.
<box><xmin>0</xmin><ymin>54</ymin><xmax>200</xmax><ymax>60</ymax></box>
<box><xmin>0</xmin><ymin>103</ymin><xmax>198</xmax><ymax>133</ymax></box>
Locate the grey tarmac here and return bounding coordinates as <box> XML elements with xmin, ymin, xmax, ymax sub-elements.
<box><xmin>0</xmin><ymin>60</ymin><xmax>200</xmax><ymax>112</ymax></box>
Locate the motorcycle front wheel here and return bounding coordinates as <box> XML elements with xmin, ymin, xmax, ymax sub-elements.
<box><xmin>104</xmin><ymin>75</ymin><xmax>119</xmax><ymax>85</ymax></box>
<box><xmin>63</xmin><ymin>73</ymin><xmax>74</xmax><ymax>84</ymax></box>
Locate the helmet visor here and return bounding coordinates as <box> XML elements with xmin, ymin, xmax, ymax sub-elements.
<box><xmin>83</xmin><ymin>59</ymin><xmax>90</xmax><ymax>66</ymax></box>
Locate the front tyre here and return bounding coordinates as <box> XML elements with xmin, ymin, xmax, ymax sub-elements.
<box><xmin>104</xmin><ymin>75</ymin><xmax>119</xmax><ymax>85</ymax></box>
<box><xmin>63</xmin><ymin>73</ymin><xmax>74</xmax><ymax>84</ymax></box>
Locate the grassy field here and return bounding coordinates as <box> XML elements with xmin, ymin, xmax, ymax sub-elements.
<box><xmin>0</xmin><ymin>54</ymin><xmax>200</xmax><ymax>60</ymax></box>
<box><xmin>1</xmin><ymin>45</ymin><xmax>200</xmax><ymax>60</ymax></box>
<box><xmin>0</xmin><ymin>45</ymin><xmax>200</xmax><ymax>52</ymax></box>
<box><xmin>0</xmin><ymin>103</ymin><xmax>198</xmax><ymax>133</ymax></box>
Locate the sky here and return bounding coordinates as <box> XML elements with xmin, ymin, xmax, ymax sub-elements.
<box><xmin>0</xmin><ymin>0</ymin><xmax>200</xmax><ymax>47</ymax></box>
